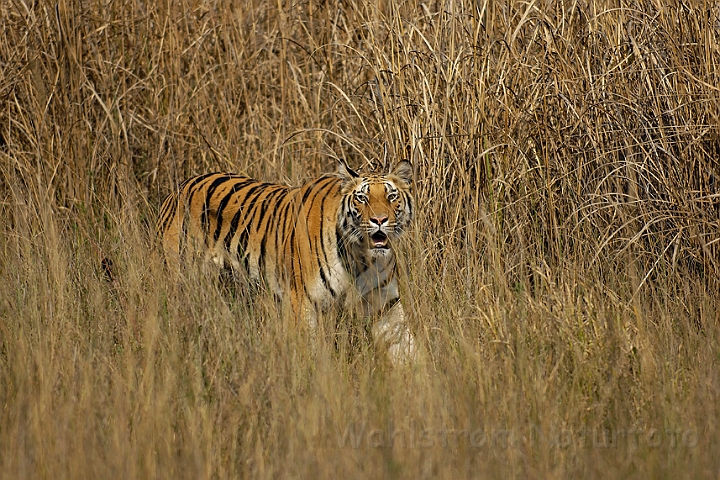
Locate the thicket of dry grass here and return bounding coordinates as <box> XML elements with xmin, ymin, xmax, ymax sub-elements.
<box><xmin>1</xmin><ymin>0</ymin><xmax>719</xmax><ymax>478</ymax></box>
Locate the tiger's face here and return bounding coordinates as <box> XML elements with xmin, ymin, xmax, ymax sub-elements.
<box><xmin>338</xmin><ymin>160</ymin><xmax>414</xmax><ymax>258</ymax></box>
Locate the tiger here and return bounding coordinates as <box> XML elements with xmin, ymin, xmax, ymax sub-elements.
<box><xmin>156</xmin><ymin>160</ymin><xmax>417</xmax><ymax>365</ymax></box>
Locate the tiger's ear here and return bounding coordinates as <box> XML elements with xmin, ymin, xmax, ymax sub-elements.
<box><xmin>391</xmin><ymin>160</ymin><xmax>413</xmax><ymax>185</ymax></box>
<box><xmin>337</xmin><ymin>160</ymin><xmax>359</xmax><ymax>182</ymax></box>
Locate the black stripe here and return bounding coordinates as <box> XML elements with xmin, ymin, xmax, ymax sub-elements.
<box><xmin>336</xmin><ymin>195</ymin><xmax>357</xmax><ymax>272</ymax></box>
<box><xmin>236</xmin><ymin>225</ymin><xmax>251</xmax><ymax>272</ymax></box>
<box><xmin>277</xmin><ymin>191</ymin><xmax>296</xmax><ymax>248</ymax></box>
<box><xmin>272</xmin><ymin>189</ymin><xmax>292</xmax><ymax>243</ymax></box>
<box><xmin>274</xmin><ymin>193</ymin><xmax>295</xmax><ymax>283</ymax></box>
<box><xmin>297</xmin><ymin>179</ymin><xmax>333</xmax><ymax>294</ymax></box>
<box><xmin>184</xmin><ymin>173</ymin><xmax>218</xmax><ymax>206</ymax></box>
<box><xmin>160</xmin><ymin>192</ymin><xmax>181</xmax><ymax>232</ymax></box>
<box><xmin>223</xmin><ymin>183</ymin><xmax>268</xmax><ymax>251</ymax></box>
<box><xmin>243</xmin><ymin>185</ymin><xmax>276</xmax><ymax>236</ymax></box>
<box><xmin>212</xmin><ymin>178</ymin><xmax>254</xmax><ymax>242</ymax></box>
<box><xmin>317</xmin><ymin>226</ymin><xmax>332</xmax><ymax>295</ymax></box>
<box><xmin>316</xmin><ymin>182</ymin><xmax>339</xmax><ymax>296</ymax></box>
<box><xmin>158</xmin><ymin>195</ymin><xmax>176</xmax><ymax>234</ymax></box>
<box><xmin>256</xmin><ymin>188</ymin><xmax>286</xmax><ymax>278</ymax></box>
<box><xmin>288</xmin><ymin>219</ymin><xmax>297</xmax><ymax>289</ymax></box>
<box><xmin>234</xmin><ymin>184</ymin><xmax>275</xmax><ymax>271</ymax></box>
<box><xmin>201</xmin><ymin>175</ymin><xmax>235</xmax><ymax>236</ymax></box>
<box><xmin>157</xmin><ymin>195</ymin><xmax>170</xmax><ymax>223</ymax></box>
<box><xmin>179</xmin><ymin>172</ymin><xmax>216</xmax><ymax>194</ymax></box>
<box><xmin>185</xmin><ymin>174</ymin><xmax>219</xmax><ymax>224</ymax></box>
<box><xmin>299</xmin><ymin>175</ymin><xmax>332</xmax><ymax>206</ymax></box>
<box><xmin>255</xmin><ymin>186</ymin><xmax>284</xmax><ymax>233</ymax></box>
<box><xmin>318</xmin><ymin>262</ymin><xmax>330</xmax><ymax>293</ymax></box>
<box><xmin>299</xmin><ymin>180</ymin><xmax>320</xmax><ymax>206</ymax></box>
<box><xmin>289</xmin><ymin>226</ymin><xmax>298</xmax><ymax>293</ymax></box>
<box><xmin>313</xmin><ymin>186</ymin><xmax>333</xmax><ymax>295</ymax></box>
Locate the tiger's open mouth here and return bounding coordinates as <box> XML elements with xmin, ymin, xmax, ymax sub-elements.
<box><xmin>370</xmin><ymin>231</ymin><xmax>389</xmax><ymax>249</ymax></box>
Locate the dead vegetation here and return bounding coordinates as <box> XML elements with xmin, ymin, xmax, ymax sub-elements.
<box><xmin>1</xmin><ymin>0</ymin><xmax>719</xmax><ymax>478</ymax></box>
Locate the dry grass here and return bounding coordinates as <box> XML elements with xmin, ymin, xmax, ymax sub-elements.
<box><xmin>1</xmin><ymin>0</ymin><xmax>719</xmax><ymax>478</ymax></box>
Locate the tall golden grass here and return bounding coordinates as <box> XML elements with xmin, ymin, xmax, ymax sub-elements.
<box><xmin>1</xmin><ymin>0</ymin><xmax>719</xmax><ymax>477</ymax></box>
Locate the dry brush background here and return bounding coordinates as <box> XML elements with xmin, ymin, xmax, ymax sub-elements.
<box><xmin>1</xmin><ymin>0</ymin><xmax>719</xmax><ymax>478</ymax></box>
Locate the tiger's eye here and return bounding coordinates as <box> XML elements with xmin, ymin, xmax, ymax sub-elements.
<box><xmin>355</xmin><ymin>193</ymin><xmax>368</xmax><ymax>204</ymax></box>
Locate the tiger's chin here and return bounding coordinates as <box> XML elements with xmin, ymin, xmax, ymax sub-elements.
<box><xmin>369</xmin><ymin>246</ymin><xmax>392</xmax><ymax>258</ymax></box>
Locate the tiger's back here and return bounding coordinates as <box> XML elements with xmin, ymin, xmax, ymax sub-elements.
<box><xmin>157</xmin><ymin>161</ymin><xmax>418</xmax><ymax>364</ymax></box>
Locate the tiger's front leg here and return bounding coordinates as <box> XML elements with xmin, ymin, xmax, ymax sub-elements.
<box><xmin>371</xmin><ymin>300</ymin><xmax>417</xmax><ymax>365</ymax></box>
<box><xmin>356</xmin><ymin>266</ymin><xmax>417</xmax><ymax>366</ymax></box>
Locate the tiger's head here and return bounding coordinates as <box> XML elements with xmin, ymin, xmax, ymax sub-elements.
<box><xmin>337</xmin><ymin>160</ymin><xmax>414</xmax><ymax>258</ymax></box>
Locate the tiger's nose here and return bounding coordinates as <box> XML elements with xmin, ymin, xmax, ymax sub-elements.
<box><xmin>370</xmin><ymin>214</ymin><xmax>389</xmax><ymax>226</ymax></box>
